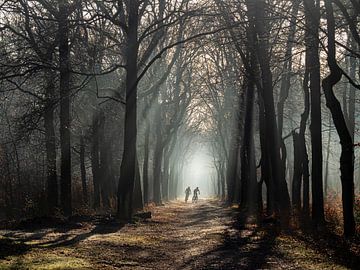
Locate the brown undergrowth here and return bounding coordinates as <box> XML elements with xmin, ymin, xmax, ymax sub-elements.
<box><xmin>324</xmin><ymin>192</ymin><xmax>360</xmax><ymax>234</ymax></box>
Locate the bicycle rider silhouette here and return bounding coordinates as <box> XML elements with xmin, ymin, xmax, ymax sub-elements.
<box><xmin>192</xmin><ymin>187</ymin><xmax>200</xmax><ymax>203</ymax></box>
<box><xmin>185</xmin><ymin>186</ymin><xmax>191</xmax><ymax>202</ymax></box>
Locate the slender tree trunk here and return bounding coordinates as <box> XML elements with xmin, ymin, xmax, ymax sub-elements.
<box><xmin>300</xmin><ymin>46</ymin><xmax>311</xmax><ymax>219</ymax></box>
<box><xmin>227</xmin><ymin>131</ymin><xmax>240</xmax><ymax>204</ymax></box>
<box><xmin>80</xmin><ymin>135</ymin><xmax>88</xmax><ymax>204</ymax></box>
<box><xmin>169</xmin><ymin>160</ymin><xmax>177</xmax><ymax>200</ymax></box>
<box><xmin>220</xmin><ymin>162</ymin><xmax>226</xmax><ymax>200</ymax></box>
<box><xmin>240</xmin><ymin>77</ymin><xmax>255</xmax><ymax>210</ymax></box>
<box><xmin>216</xmin><ymin>162</ymin><xmax>221</xmax><ymax>197</ymax></box>
<box><xmin>163</xmin><ymin>135</ymin><xmax>177</xmax><ymax>201</ymax></box>
<box><xmin>293</xmin><ymin>64</ymin><xmax>310</xmax><ymax>216</ymax></box>
<box><xmin>58</xmin><ymin>0</ymin><xmax>72</xmax><ymax>216</ymax></box>
<box><xmin>277</xmin><ymin>0</ymin><xmax>301</xmax><ymax>186</ymax></box>
<box><xmin>174</xmin><ymin>163</ymin><xmax>180</xmax><ymax>199</ymax></box>
<box><xmin>304</xmin><ymin>0</ymin><xmax>325</xmax><ymax>226</ymax></box>
<box><xmin>153</xmin><ymin>103</ymin><xmax>163</xmax><ymax>205</ymax></box>
<box><xmin>249</xmin><ymin>127</ymin><xmax>258</xmax><ymax>213</ymax></box>
<box><xmin>99</xmin><ymin>112</ymin><xmax>110</xmax><ymax>208</ymax></box>
<box><xmin>44</xmin><ymin>69</ymin><xmax>58</xmax><ymax>214</ymax></box>
<box><xmin>323</xmin><ymin>0</ymin><xmax>355</xmax><ymax>237</ymax></box>
<box><xmin>292</xmin><ymin>131</ymin><xmax>302</xmax><ymax>211</ymax></box>
<box><xmin>91</xmin><ymin>113</ymin><xmax>101</xmax><ymax>209</ymax></box>
<box><xmin>133</xmin><ymin>156</ymin><xmax>143</xmax><ymax>211</ymax></box>
<box><xmin>259</xmin><ymin>99</ymin><xmax>274</xmax><ymax>216</ymax></box>
<box><xmin>348</xmin><ymin>38</ymin><xmax>356</xmax><ymax>140</ymax></box>
<box><xmin>142</xmin><ymin>120</ymin><xmax>150</xmax><ymax>204</ymax></box>
<box><xmin>162</xmin><ymin>147</ymin><xmax>170</xmax><ymax>202</ymax></box>
<box><xmin>324</xmin><ymin>117</ymin><xmax>332</xmax><ymax>198</ymax></box>
<box><xmin>302</xmin><ymin>145</ymin><xmax>310</xmax><ymax>217</ymax></box>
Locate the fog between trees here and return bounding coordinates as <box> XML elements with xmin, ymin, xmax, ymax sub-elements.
<box><xmin>0</xmin><ymin>0</ymin><xmax>359</xmax><ymax>237</ymax></box>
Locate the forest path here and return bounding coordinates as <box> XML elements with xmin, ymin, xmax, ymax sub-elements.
<box><xmin>0</xmin><ymin>199</ymin><xmax>357</xmax><ymax>269</ymax></box>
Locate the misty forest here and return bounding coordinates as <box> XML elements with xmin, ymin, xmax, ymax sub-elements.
<box><xmin>0</xmin><ymin>0</ymin><xmax>359</xmax><ymax>269</ymax></box>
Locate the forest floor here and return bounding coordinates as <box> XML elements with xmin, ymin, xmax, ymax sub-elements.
<box><xmin>0</xmin><ymin>199</ymin><xmax>359</xmax><ymax>270</ymax></box>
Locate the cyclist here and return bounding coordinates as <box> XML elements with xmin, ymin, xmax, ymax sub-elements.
<box><xmin>185</xmin><ymin>186</ymin><xmax>191</xmax><ymax>202</ymax></box>
<box><xmin>192</xmin><ymin>187</ymin><xmax>200</xmax><ymax>203</ymax></box>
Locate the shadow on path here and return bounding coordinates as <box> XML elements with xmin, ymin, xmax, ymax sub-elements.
<box><xmin>289</xmin><ymin>228</ymin><xmax>360</xmax><ymax>269</ymax></box>
<box><xmin>177</xmin><ymin>211</ymin><xmax>280</xmax><ymax>270</ymax></box>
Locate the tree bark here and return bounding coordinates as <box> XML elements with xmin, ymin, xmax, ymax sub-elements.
<box><xmin>246</xmin><ymin>0</ymin><xmax>291</xmax><ymax>219</ymax></box>
<box><xmin>240</xmin><ymin>76</ymin><xmax>256</xmax><ymax>212</ymax></box>
<box><xmin>323</xmin><ymin>0</ymin><xmax>355</xmax><ymax>237</ymax></box>
<box><xmin>258</xmin><ymin>98</ymin><xmax>274</xmax><ymax>216</ymax></box>
<box><xmin>348</xmin><ymin>37</ymin><xmax>356</xmax><ymax>140</ymax></box>
<box><xmin>324</xmin><ymin>116</ymin><xmax>332</xmax><ymax>198</ymax></box>
<box><xmin>153</xmin><ymin>102</ymin><xmax>163</xmax><ymax>205</ymax></box>
<box><xmin>91</xmin><ymin>113</ymin><xmax>101</xmax><ymax>209</ymax></box>
<box><xmin>304</xmin><ymin>0</ymin><xmax>325</xmax><ymax>225</ymax></box>
<box><xmin>44</xmin><ymin>69</ymin><xmax>58</xmax><ymax>214</ymax></box>
<box><xmin>58</xmin><ymin>0</ymin><xmax>72</xmax><ymax>216</ymax></box>
<box><xmin>99</xmin><ymin>112</ymin><xmax>110</xmax><ymax>208</ymax></box>
<box><xmin>133</xmin><ymin>156</ymin><xmax>143</xmax><ymax>211</ymax></box>
<box><xmin>292</xmin><ymin>131</ymin><xmax>302</xmax><ymax>211</ymax></box>
<box><xmin>80</xmin><ymin>135</ymin><xmax>88</xmax><ymax>204</ymax></box>
<box><xmin>162</xmin><ymin>147</ymin><xmax>170</xmax><ymax>202</ymax></box>
<box><xmin>142</xmin><ymin>120</ymin><xmax>150</xmax><ymax>204</ymax></box>
<box><xmin>117</xmin><ymin>1</ymin><xmax>139</xmax><ymax>221</ymax></box>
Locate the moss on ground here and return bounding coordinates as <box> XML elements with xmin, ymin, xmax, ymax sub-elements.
<box><xmin>0</xmin><ymin>253</ymin><xmax>91</xmax><ymax>270</ymax></box>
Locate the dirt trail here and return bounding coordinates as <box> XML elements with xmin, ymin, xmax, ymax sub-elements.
<box><xmin>0</xmin><ymin>200</ymin><xmax>358</xmax><ymax>269</ymax></box>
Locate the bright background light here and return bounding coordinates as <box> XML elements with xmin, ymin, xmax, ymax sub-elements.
<box><xmin>180</xmin><ymin>144</ymin><xmax>216</xmax><ymax>198</ymax></box>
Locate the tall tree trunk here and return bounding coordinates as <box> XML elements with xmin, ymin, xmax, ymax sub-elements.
<box><xmin>153</xmin><ymin>103</ymin><xmax>163</xmax><ymax>205</ymax></box>
<box><xmin>163</xmin><ymin>135</ymin><xmax>177</xmax><ymax>202</ymax></box>
<box><xmin>142</xmin><ymin>120</ymin><xmax>150</xmax><ymax>204</ymax></box>
<box><xmin>348</xmin><ymin>38</ymin><xmax>358</xmax><ymax>195</ymax></box>
<box><xmin>216</xmin><ymin>162</ymin><xmax>221</xmax><ymax>198</ymax></box>
<box><xmin>227</xmin><ymin>131</ymin><xmax>240</xmax><ymax>205</ymax></box>
<box><xmin>246</xmin><ymin>0</ymin><xmax>291</xmax><ymax>219</ymax></box>
<box><xmin>58</xmin><ymin>0</ymin><xmax>72</xmax><ymax>216</ymax></box>
<box><xmin>348</xmin><ymin>38</ymin><xmax>356</xmax><ymax>140</ymax></box>
<box><xmin>323</xmin><ymin>0</ymin><xmax>355</xmax><ymax>237</ymax></box>
<box><xmin>277</xmin><ymin>0</ymin><xmax>301</xmax><ymax>186</ymax></box>
<box><xmin>44</xmin><ymin>69</ymin><xmax>58</xmax><ymax>214</ymax></box>
<box><xmin>302</xmin><ymin>145</ymin><xmax>310</xmax><ymax>217</ymax></box>
<box><xmin>292</xmin><ymin>131</ymin><xmax>302</xmax><ymax>211</ymax></box>
<box><xmin>133</xmin><ymin>156</ymin><xmax>143</xmax><ymax>211</ymax></box>
<box><xmin>174</xmin><ymin>163</ymin><xmax>180</xmax><ymax>199</ymax></box>
<box><xmin>99</xmin><ymin>112</ymin><xmax>110</xmax><ymax>208</ymax></box>
<box><xmin>304</xmin><ymin>0</ymin><xmax>325</xmax><ymax>225</ymax></box>
<box><xmin>169</xmin><ymin>160</ymin><xmax>177</xmax><ymax>200</ymax></box>
<box><xmin>240</xmin><ymin>76</ymin><xmax>256</xmax><ymax>211</ymax></box>
<box><xmin>293</xmin><ymin>63</ymin><xmax>310</xmax><ymax>215</ymax></box>
<box><xmin>80</xmin><ymin>135</ymin><xmax>88</xmax><ymax>204</ymax></box>
<box><xmin>220</xmin><ymin>161</ymin><xmax>226</xmax><ymax>200</ymax></box>
<box><xmin>226</xmin><ymin>91</ymin><xmax>243</xmax><ymax>205</ymax></box>
<box><xmin>324</xmin><ymin>116</ymin><xmax>332</xmax><ymax>198</ymax></box>
<box><xmin>117</xmin><ymin>1</ymin><xmax>139</xmax><ymax>221</ymax></box>
<box><xmin>91</xmin><ymin>113</ymin><xmax>101</xmax><ymax>209</ymax></box>
<box><xmin>258</xmin><ymin>99</ymin><xmax>274</xmax><ymax>216</ymax></box>
<box><xmin>162</xmin><ymin>147</ymin><xmax>170</xmax><ymax>202</ymax></box>
<box><xmin>300</xmin><ymin>45</ymin><xmax>311</xmax><ymax>219</ymax></box>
